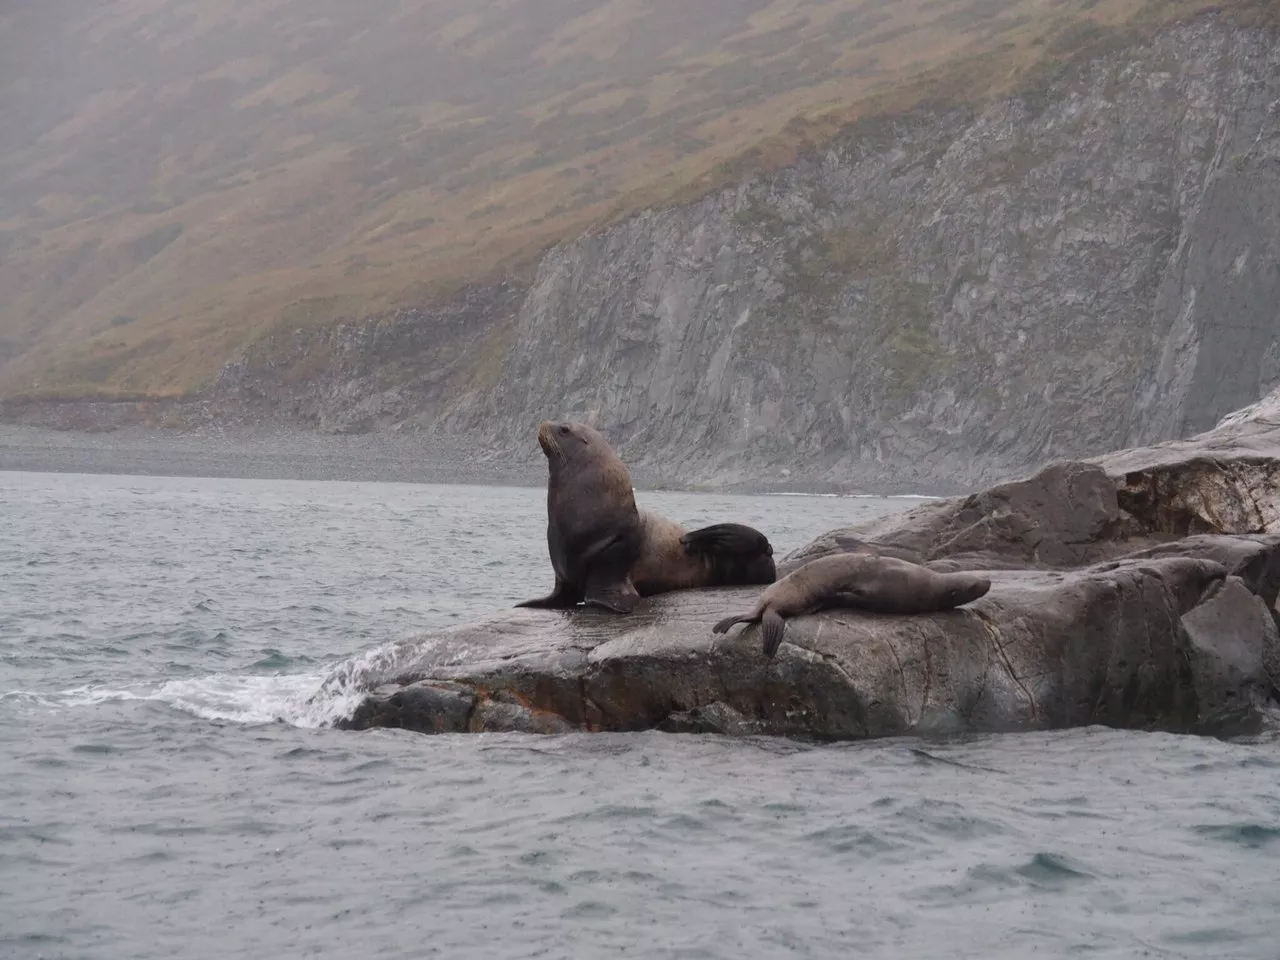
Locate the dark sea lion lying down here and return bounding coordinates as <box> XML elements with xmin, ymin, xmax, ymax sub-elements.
<box><xmin>713</xmin><ymin>553</ymin><xmax>992</xmax><ymax>657</ymax></box>
<box><xmin>517</xmin><ymin>420</ymin><xmax>776</xmax><ymax>614</ymax></box>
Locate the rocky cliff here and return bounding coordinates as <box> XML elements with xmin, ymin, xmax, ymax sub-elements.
<box><xmin>453</xmin><ymin>14</ymin><xmax>1280</xmax><ymax>493</ymax></box>
<box><xmin>24</xmin><ymin>13</ymin><xmax>1277</xmax><ymax>495</ymax></box>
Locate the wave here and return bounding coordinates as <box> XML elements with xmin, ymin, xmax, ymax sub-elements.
<box><xmin>4</xmin><ymin>671</ymin><xmax>349</xmax><ymax>729</ymax></box>
<box><xmin>1</xmin><ymin>633</ymin><xmax>443</xmax><ymax>729</ymax></box>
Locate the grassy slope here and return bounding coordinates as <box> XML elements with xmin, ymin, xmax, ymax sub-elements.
<box><xmin>0</xmin><ymin>0</ymin><xmax>1240</xmax><ymax>399</ymax></box>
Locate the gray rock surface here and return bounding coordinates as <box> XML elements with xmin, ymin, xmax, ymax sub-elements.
<box><xmin>331</xmin><ymin>536</ymin><xmax>1279</xmax><ymax>742</ymax></box>
<box><xmin>329</xmin><ymin>403</ymin><xmax>1280</xmax><ymax>741</ymax></box>
<box><xmin>1095</xmin><ymin>387</ymin><xmax>1280</xmax><ymax>535</ymax></box>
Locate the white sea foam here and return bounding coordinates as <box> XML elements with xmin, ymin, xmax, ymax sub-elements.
<box><xmin>6</xmin><ymin>670</ymin><xmax>346</xmax><ymax>728</ymax></box>
<box><xmin>4</xmin><ymin>629</ymin><xmax>477</xmax><ymax>730</ymax></box>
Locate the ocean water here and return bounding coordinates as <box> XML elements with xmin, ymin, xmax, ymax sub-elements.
<box><xmin>2</xmin><ymin>470</ymin><xmax>1279</xmax><ymax>960</ymax></box>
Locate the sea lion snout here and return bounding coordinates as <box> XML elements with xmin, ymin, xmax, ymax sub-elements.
<box><xmin>948</xmin><ymin>575</ymin><xmax>992</xmax><ymax>605</ymax></box>
<box><xmin>536</xmin><ymin>420</ymin><xmax>555</xmax><ymax>456</ymax></box>
<box><xmin>537</xmin><ymin>420</ymin><xmax>572</xmax><ymax>458</ymax></box>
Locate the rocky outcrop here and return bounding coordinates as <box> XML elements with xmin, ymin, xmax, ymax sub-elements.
<box><xmin>334</xmin><ymin>553</ymin><xmax>1263</xmax><ymax>740</ymax></box>
<box><xmin>327</xmin><ymin>402</ymin><xmax>1280</xmax><ymax>741</ymax></box>
<box><xmin>1097</xmin><ymin>387</ymin><xmax>1280</xmax><ymax>536</ymax></box>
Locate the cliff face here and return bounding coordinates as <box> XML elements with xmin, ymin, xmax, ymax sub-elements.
<box><xmin>208</xmin><ymin>280</ymin><xmax>527</xmax><ymax>436</ymax></box>
<box><xmin>194</xmin><ymin>16</ymin><xmax>1280</xmax><ymax>492</ymax></box>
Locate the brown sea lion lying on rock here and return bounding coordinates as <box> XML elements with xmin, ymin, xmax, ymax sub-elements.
<box><xmin>517</xmin><ymin>420</ymin><xmax>776</xmax><ymax>614</ymax></box>
<box><xmin>714</xmin><ymin>552</ymin><xmax>992</xmax><ymax>657</ymax></box>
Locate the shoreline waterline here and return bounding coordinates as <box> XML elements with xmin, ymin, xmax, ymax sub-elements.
<box><xmin>0</xmin><ymin>424</ymin><xmax>957</xmax><ymax>498</ymax></box>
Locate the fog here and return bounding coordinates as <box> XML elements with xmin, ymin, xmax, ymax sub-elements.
<box><xmin>0</xmin><ymin>0</ymin><xmax>1021</xmax><ymax>397</ymax></box>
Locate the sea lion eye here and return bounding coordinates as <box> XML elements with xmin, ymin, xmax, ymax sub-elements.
<box><xmin>558</xmin><ymin>425</ymin><xmax>570</xmax><ymax>435</ymax></box>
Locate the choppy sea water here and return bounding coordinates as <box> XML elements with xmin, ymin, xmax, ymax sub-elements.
<box><xmin>2</xmin><ymin>470</ymin><xmax>1279</xmax><ymax>960</ymax></box>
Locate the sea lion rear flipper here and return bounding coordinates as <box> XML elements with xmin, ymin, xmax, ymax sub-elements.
<box><xmin>583</xmin><ymin>575</ymin><xmax>640</xmax><ymax>614</ymax></box>
<box><xmin>516</xmin><ymin>578</ymin><xmax>582</xmax><ymax>609</ymax></box>
<box><xmin>711</xmin><ymin>613</ymin><xmax>753</xmax><ymax>635</ymax></box>
<box><xmin>681</xmin><ymin>523</ymin><xmax>773</xmax><ymax>559</ymax></box>
<box><xmin>760</xmin><ymin>609</ymin><xmax>787</xmax><ymax>659</ymax></box>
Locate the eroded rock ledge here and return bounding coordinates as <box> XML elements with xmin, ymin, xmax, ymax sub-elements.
<box><xmin>325</xmin><ymin>407</ymin><xmax>1280</xmax><ymax>741</ymax></box>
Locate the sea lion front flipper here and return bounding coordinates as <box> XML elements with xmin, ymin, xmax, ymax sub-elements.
<box><xmin>576</xmin><ymin>526</ymin><xmax>643</xmax><ymax>614</ymax></box>
<box><xmin>516</xmin><ymin>577</ymin><xmax>583</xmax><ymax>609</ymax></box>
<box><xmin>760</xmin><ymin>609</ymin><xmax>787</xmax><ymax>659</ymax></box>
<box><xmin>583</xmin><ymin>575</ymin><xmax>640</xmax><ymax>614</ymax></box>
<box><xmin>681</xmin><ymin>523</ymin><xmax>773</xmax><ymax>559</ymax></box>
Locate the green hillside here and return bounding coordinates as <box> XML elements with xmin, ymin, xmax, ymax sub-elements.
<box><xmin>0</xmin><ymin>0</ymin><xmax>1230</xmax><ymax>398</ymax></box>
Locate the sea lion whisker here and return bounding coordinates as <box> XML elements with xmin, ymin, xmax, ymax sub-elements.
<box><xmin>536</xmin><ymin>421</ymin><xmax>564</xmax><ymax>459</ymax></box>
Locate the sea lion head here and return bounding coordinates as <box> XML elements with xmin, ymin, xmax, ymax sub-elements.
<box><xmin>942</xmin><ymin>574</ymin><xmax>992</xmax><ymax>607</ymax></box>
<box><xmin>536</xmin><ymin>420</ymin><xmax>612</xmax><ymax>468</ymax></box>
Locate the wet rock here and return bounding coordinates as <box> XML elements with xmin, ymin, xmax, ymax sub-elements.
<box><xmin>779</xmin><ymin>460</ymin><xmax>1132</xmax><ymax>575</ymax></box>
<box><xmin>658</xmin><ymin>702</ymin><xmax>763</xmax><ymax>736</ymax></box>
<box><xmin>1096</xmin><ymin>396</ymin><xmax>1280</xmax><ymax>537</ymax></box>
<box><xmin>471</xmin><ymin>691</ymin><xmax>577</xmax><ymax>735</ymax></box>
<box><xmin>332</xmin><ymin>409</ymin><xmax>1280</xmax><ymax>742</ymax></box>
<box><xmin>332</xmin><ymin>547</ymin><xmax>1278</xmax><ymax>741</ymax></box>
<box><xmin>784</xmin><ymin>394</ymin><xmax>1280</xmax><ymax>576</ymax></box>
<box><xmin>341</xmin><ymin>680</ymin><xmax>476</xmax><ymax>733</ymax></box>
<box><xmin>1179</xmin><ymin>577</ymin><xmax>1280</xmax><ymax>737</ymax></box>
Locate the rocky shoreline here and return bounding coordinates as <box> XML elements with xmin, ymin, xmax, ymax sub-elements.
<box><xmin>326</xmin><ymin>392</ymin><xmax>1280</xmax><ymax>741</ymax></box>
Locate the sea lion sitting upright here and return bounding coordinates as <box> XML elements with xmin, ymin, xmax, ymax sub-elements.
<box><xmin>516</xmin><ymin>420</ymin><xmax>646</xmax><ymax>614</ymax></box>
<box><xmin>517</xmin><ymin>420</ymin><xmax>777</xmax><ymax>614</ymax></box>
<box><xmin>712</xmin><ymin>553</ymin><xmax>991</xmax><ymax>658</ymax></box>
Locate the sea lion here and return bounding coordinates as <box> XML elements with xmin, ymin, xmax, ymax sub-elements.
<box><xmin>712</xmin><ymin>553</ymin><xmax>991</xmax><ymax>658</ymax></box>
<box><xmin>516</xmin><ymin>420</ymin><xmax>644</xmax><ymax>614</ymax></box>
<box><xmin>517</xmin><ymin>420</ymin><xmax>776</xmax><ymax>614</ymax></box>
<box><xmin>631</xmin><ymin>516</ymin><xmax>775</xmax><ymax>593</ymax></box>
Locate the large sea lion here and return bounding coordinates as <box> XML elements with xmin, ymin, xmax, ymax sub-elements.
<box><xmin>517</xmin><ymin>420</ymin><xmax>776</xmax><ymax>614</ymax></box>
<box><xmin>712</xmin><ymin>553</ymin><xmax>991</xmax><ymax>657</ymax></box>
